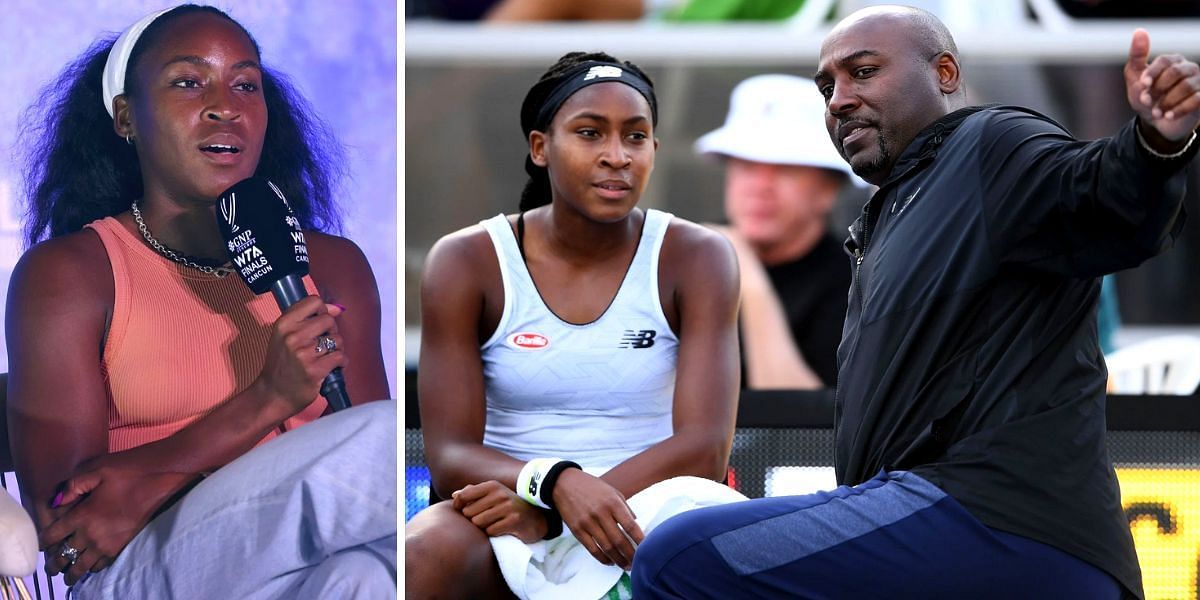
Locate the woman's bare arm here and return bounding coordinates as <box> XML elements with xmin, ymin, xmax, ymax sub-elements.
<box><xmin>6</xmin><ymin>231</ymin><xmax>112</xmax><ymax>530</ymax></box>
<box><xmin>417</xmin><ymin>227</ymin><xmax>524</xmax><ymax>499</ymax></box>
<box><xmin>306</xmin><ymin>232</ymin><xmax>392</xmax><ymax>403</ymax></box>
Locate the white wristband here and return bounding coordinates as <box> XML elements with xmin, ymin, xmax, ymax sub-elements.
<box><xmin>516</xmin><ymin>458</ymin><xmax>562</xmax><ymax>509</ymax></box>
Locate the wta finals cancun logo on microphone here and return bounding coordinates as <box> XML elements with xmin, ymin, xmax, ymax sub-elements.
<box><xmin>220</xmin><ymin>179</ymin><xmax>309</xmax><ymax>287</ymax></box>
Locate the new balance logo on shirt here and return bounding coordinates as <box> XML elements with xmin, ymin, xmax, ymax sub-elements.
<box><xmin>620</xmin><ymin>330</ymin><xmax>656</xmax><ymax>349</ymax></box>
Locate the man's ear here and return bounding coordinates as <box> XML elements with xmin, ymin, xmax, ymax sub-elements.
<box><xmin>935</xmin><ymin>52</ymin><xmax>962</xmax><ymax>96</ymax></box>
<box><xmin>529</xmin><ymin>130</ymin><xmax>548</xmax><ymax>167</ymax></box>
<box><xmin>113</xmin><ymin>96</ymin><xmax>135</xmax><ymax>139</ymax></box>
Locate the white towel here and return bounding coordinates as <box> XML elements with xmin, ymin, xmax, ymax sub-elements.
<box><xmin>491</xmin><ymin>475</ymin><xmax>748</xmax><ymax>600</ymax></box>
<box><xmin>0</xmin><ymin>489</ymin><xmax>37</xmax><ymax>577</ymax></box>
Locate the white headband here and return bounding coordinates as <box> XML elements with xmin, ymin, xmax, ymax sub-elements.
<box><xmin>101</xmin><ymin>7</ymin><xmax>174</xmax><ymax>118</ymax></box>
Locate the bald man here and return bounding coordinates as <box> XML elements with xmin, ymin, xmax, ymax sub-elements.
<box><xmin>632</xmin><ymin>6</ymin><xmax>1198</xmax><ymax>599</ymax></box>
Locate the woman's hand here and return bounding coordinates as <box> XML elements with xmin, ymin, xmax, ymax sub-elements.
<box><xmin>37</xmin><ymin>455</ymin><xmax>196</xmax><ymax>585</ymax></box>
<box><xmin>551</xmin><ymin>469</ymin><xmax>644</xmax><ymax>570</ymax></box>
<box><xmin>254</xmin><ymin>297</ymin><xmax>348</xmax><ymax>412</ymax></box>
<box><xmin>451</xmin><ymin>481</ymin><xmax>548</xmax><ymax>543</ymax></box>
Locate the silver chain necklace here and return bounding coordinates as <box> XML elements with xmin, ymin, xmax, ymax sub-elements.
<box><xmin>130</xmin><ymin>202</ymin><xmax>235</xmax><ymax>278</ymax></box>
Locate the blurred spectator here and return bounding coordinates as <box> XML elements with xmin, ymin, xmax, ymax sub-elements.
<box><xmin>697</xmin><ymin>74</ymin><xmax>866</xmax><ymax>389</ymax></box>
<box><xmin>485</xmin><ymin>0</ymin><xmax>643</xmax><ymax>21</ymax></box>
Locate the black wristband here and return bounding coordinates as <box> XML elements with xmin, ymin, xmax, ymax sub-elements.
<box><xmin>541</xmin><ymin>507</ymin><xmax>564</xmax><ymax>540</ymax></box>
<box><xmin>538</xmin><ymin>460</ymin><xmax>582</xmax><ymax>509</ymax></box>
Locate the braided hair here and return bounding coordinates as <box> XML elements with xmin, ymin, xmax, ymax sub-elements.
<box><xmin>517</xmin><ymin>51</ymin><xmax>657</xmax><ymax>212</ymax></box>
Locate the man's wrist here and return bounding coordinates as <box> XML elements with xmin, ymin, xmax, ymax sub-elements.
<box><xmin>1136</xmin><ymin>120</ymin><xmax>1197</xmax><ymax>159</ymax></box>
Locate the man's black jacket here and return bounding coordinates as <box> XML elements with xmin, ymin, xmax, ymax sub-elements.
<box><xmin>835</xmin><ymin>104</ymin><xmax>1194</xmax><ymax>599</ymax></box>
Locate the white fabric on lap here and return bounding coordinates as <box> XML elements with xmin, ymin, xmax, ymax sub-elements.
<box><xmin>74</xmin><ymin>400</ymin><xmax>398</xmax><ymax>599</ymax></box>
<box><xmin>491</xmin><ymin>476</ymin><xmax>747</xmax><ymax>600</ymax></box>
<box><xmin>0</xmin><ymin>488</ymin><xmax>37</xmax><ymax>577</ymax></box>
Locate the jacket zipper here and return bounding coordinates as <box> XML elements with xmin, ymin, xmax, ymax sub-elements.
<box><xmin>854</xmin><ymin>207</ymin><xmax>873</xmax><ymax>311</ymax></box>
<box><xmin>853</xmin><ymin>148</ymin><xmax>940</xmax><ymax>310</ymax></box>
<box><xmin>835</xmin><ymin>121</ymin><xmax>950</xmax><ymax>480</ymax></box>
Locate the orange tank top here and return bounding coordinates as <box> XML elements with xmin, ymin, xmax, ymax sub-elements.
<box><xmin>86</xmin><ymin>216</ymin><xmax>327</xmax><ymax>453</ymax></box>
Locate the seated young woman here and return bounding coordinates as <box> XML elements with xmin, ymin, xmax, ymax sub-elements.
<box><xmin>405</xmin><ymin>51</ymin><xmax>744</xmax><ymax>599</ymax></box>
<box><xmin>8</xmin><ymin>5</ymin><xmax>395</xmax><ymax>598</ymax></box>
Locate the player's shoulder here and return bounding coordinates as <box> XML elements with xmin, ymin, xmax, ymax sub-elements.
<box><xmin>426</xmin><ymin>220</ymin><xmax>502</xmax><ymax>272</ymax></box>
<box><xmin>305</xmin><ymin>230</ymin><xmax>368</xmax><ymax>263</ymax></box>
<box><xmin>661</xmin><ymin>214</ymin><xmax>734</xmax><ymax>260</ymax></box>
<box><xmin>658</xmin><ymin>213</ymin><xmax>737</xmax><ymax>288</ymax></box>
<box><xmin>302</xmin><ymin>231</ymin><xmax>382</xmax><ymax>302</ymax></box>
<box><xmin>12</xmin><ymin>228</ymin><xmax>111</xmax><ymax>293</ymax></box>
<box><xmin>420</xmin><ymin>218</ymin><xmax>509</xmax><ymax>301</ymax></box>
<box><xmin>10</xmin><ymin>227</ymin><xmax>113</xmax><ymax>321</ymax></box>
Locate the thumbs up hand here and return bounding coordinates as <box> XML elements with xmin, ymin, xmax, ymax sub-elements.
<box><xmin>1125</xmin><ymin>28</ymin><xmax>1200</xmax><ymax>148</ymax></box>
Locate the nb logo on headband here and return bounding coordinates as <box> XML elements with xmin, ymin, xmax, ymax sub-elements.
<box><xmin>583</xmin><ymin>66</ymin><xmax>623</xmax><ymax>81</ymax></box>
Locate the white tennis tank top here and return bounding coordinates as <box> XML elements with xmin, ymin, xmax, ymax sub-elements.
<box><xmin>479</xmin><ymin>210</ymin><xmax>679</xmax><ymax>472</ymax></box>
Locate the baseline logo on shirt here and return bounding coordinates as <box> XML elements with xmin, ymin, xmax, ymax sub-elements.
<box><xmin>508</xmin><ymin>332</ymin><xmax>550</xmax><ymax>351</ymax></box>
<box><xmin>619</xmin><ymin>330</ymin><xmax>656</xmax><ymax>349</ymax></box>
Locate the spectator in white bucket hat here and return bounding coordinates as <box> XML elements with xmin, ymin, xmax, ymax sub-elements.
<box><xmin>697</xmin><ymin>74</ymin><xmax>865</xmax><ymax>390</ymax></box>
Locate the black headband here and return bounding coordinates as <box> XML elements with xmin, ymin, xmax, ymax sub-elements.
<box><xmin>526</xmin><ymin>61</ymin><xmax>657</xmax><ymax>135</ymax></box>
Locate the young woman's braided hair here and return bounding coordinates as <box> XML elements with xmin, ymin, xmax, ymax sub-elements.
<box><xmin>517</xmin><ymin>51</ymin><xmax>657</xmax><ymax>212</ymax></box>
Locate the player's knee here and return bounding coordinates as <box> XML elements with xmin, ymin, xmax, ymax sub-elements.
<box><xmin>406</xmin><ymin>505</ymin><xmax>472</xmax><ymax>580</ymax></box>
<box><xmin>405</xmin><ymin>502</ymin><xmax>494</xmax><ymax>596</ymax></box>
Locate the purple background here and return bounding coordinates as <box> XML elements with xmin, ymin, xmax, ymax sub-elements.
<box><xmin>0</xmin><ymin>1</ymin><xmax>399</xmax><ymax>392</ymax></box>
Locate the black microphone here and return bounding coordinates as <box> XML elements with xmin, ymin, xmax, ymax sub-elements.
<box><xmin>216</xmin><ymin>176</ymin><xmax>350</xmax><ymax>412</ymax></box>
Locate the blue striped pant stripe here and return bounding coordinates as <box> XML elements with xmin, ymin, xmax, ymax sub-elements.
<box><xmin>711</xmin><ymin>471</ymin><xmax>946</xmax><ymax>575</ymax></box>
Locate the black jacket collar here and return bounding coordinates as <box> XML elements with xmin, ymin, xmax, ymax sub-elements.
<box><xmin>880</xmin><ymin>104</ymin><xmax>998</xmax><ymax>188</ymax></box>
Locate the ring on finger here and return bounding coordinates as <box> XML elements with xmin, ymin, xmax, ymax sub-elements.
<box><xmin>59</xmin><ymin>543</ymin><xmax>81</xmax><ymax>566</ymax></box>
<box><xmin>314</xmin><ymin>335</ymin><xmax>337</xmax><ymax>355</ymax></box>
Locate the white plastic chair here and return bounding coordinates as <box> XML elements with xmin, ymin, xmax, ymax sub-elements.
<box><xmin>1105</xmin><ymin>335</ymin><xmax>1200</xmax><ymax>395</ymax></box>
